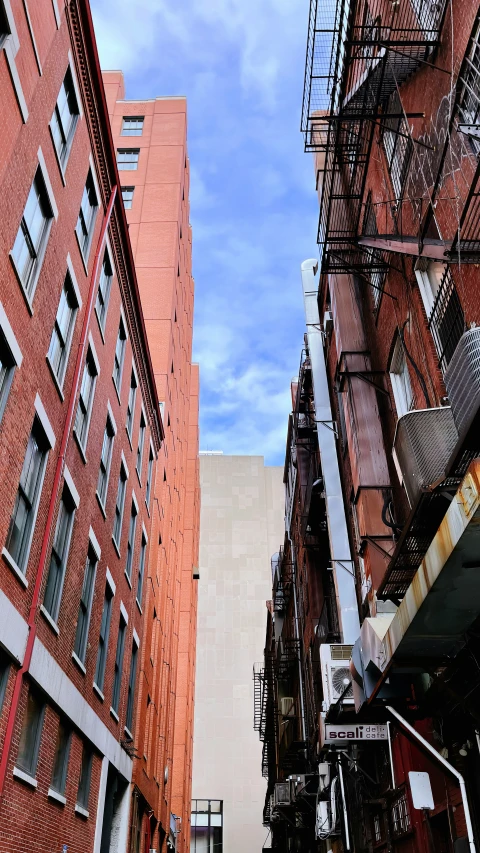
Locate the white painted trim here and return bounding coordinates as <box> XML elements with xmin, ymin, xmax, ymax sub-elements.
<box><xmin>120</xmin><ymin>450</ymin><xmax>129</xmax><ymax>481</ymax></box>
<box><xmin>13</xmin><ymin>767</ymin><xmax>37</xmax><ymax>788</ymax></box>
<box><xmin>120</xmin><ymin>601</ymin><xmax>129</xmax><ymax>624</ymax></box>
<box><xmin>48</xmin><ymin>788</ymin><xmax>66</xmax><ymax>805</ymax></box>
<box><xmin>105</xmin><ymin>568</ymin><xmax>116</xmax><ymax>596</ymax></box>
<box><xmin>0</xmin><ymin>588</ymin><xmax>29</xmax><ymax>662</ymax></box>
<box><xmin>93</xmin><ymin>682</ymin><xmax>104</xmax><ymax>702</ymax></box>
<box><xmin>88</xmin><ymin>526</ymin><xmax>101</xmax><ymax>560</ymax></box>
<box><xmin>131</xmin><ymin>489</ymin><xmax>139</xmax><ymax>514</ymax></box>
<box><xmin>37</xmin><ymin>147</ymin><xmax>58</xmax><ymax>220</ymax></box>
<box><xmin>119</xmin><ymin>305</ymin><xmax>128</xmax><ymax>341</ymax></box>
<box><xmin>34</xmin><ymin>393</ymin><xmax>56</xmax><ymax>449</ymax></box>
<box><xmin>63</xmin><ymin>465</ymin><xmax>80</xmax><ymax>508</ymax></box>
<box><xmin>66</xmin><ymin>253</ymin><xmax>82</xmax><ymax>309</ymax></box>
<box><xmin>4</xmin><ymin>41</ymin><xmax>28</xmax><ymax>122</ymax></box>
<box><xmin>51</xmin><ymin>0</ymin><xmax>61</xmax><ymax>28</ymax></box>
<box><xmin>0</xmin><ymin>301</ymin><xmax>23</xmax><ymax>366</ymax></box>
<box><xmin>2</xmin><ymin>0</ymin><xmax>20</xmax><ymax>53</ymax></box>
<box><xmin>67</xmin><ymin>50</ymin><xmax>83</xmax><ymax>117</ymax></box>
<box><xmin>132</xmin><ymin>628</ymin><xmax>140</xmax><ymax>648</ymax></box>
<box><xmin>110</xmin><ymin>707</ymin><xmax>119</xmax><ymax>722</ymax></box>
<box><xmin>23</xmin><ymin>0</ymin><xmax>42</xmax><ymax>75</ymax></box>
<box><xmin>40</xmin><ymin>604</ymin><xmax>59</xmax><ymax>635</ymax></box>
<box><xmin>141</xmin><ymin>522</ymin><xmax>148</xmax><ymax>543</ymax></box>
<box><xmin>88</xmin><ymin>154</ymin><xmax>101</xmax><ymax>206</ymax></box>
<box><xmin>87</xmin><ymin>332</ymin><xmax>100</xmax><ymax>376</ymax></box>
<box><xmin>2</xmin><ymin>548</ymin><xmax>28</xmax><ymax>587</ymax></box>
<box><xmin>75</xmin><ymin>804</ymin><xmax>90</xmax><ymax>818</ymax></box>
<box><xmin>106</xmin><ymin>400</ymin><xmax>117</xmax><ymax>435</ymax></box>
<box><xmin>93</xmin><ymin>758</ymin><xmax>109</xmax><ymax>853</ymax></box>
<box><xmin>72</xmin><ymin>650</ymin><xmax>86</xmax><ymax>675</ymax></box>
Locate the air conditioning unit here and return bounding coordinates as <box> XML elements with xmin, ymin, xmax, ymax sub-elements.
<box><xmin>323</xmin><ymin>310</ymin><xmax>333</xmax><ymax>336</ymax></box>
<box><xmin>444</xmin><ymin>327</ymin><xmax>480</xmax><ymax>440</ymax></box>
<box><xmin>320</xmin><ymin>644</ymin><xmax>354</xmax><ymax>713</ymax></box>
<box><xmin>280</xmin><ymin>697</ymin><xmax>295</xmax><ymax>717</ymax></box>
<box><xmin>392</xmin><ymin>407</ymin><xmax>458</xmax><ymax>506</ymax></box>
<box><xmin>274</xmin><ymin>780</ymin><xmax>293</xmax><ymax>808</ymax></box>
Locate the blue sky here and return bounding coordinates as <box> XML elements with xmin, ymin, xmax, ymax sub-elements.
<box><xmin>91</xmin><ymin>0</ymin><xmax>319</xmax><ymax>465</ymax></box>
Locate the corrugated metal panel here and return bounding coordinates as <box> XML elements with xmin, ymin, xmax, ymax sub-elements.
<box><xmin>445</xmin><ymin>328</ymin><xmax>480</xmax><ymax>438</ymax></box>
<box><xmin>392</xmin><ymin>407</ymin><xmax>458</xmax><ymax>505</ymax></box>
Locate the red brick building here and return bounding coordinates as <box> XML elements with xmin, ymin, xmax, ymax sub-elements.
<box><xmin>257</xmin><ymin>0</ymin><xmax>480</xmax><ymax>850</ymax></box>
<box><xmin>0</xmin><ymin>3</ymin><xmax>199</xmax><ymax>853</ymax></box>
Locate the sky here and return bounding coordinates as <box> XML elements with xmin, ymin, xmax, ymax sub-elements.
<box><xmin>91</xmin><ymin>0</ymin><xmax>319</xmax><ymax>465</ymax></box>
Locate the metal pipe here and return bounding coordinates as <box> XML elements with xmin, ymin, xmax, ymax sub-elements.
<box><xmin>387</xmin><ymin>722</ymin><xmax>396</xmax><ymax>789</ymax></box>
<box><xmin>338</xmin><ymin>756</ymin><xmax>351</xmax><ymax>851</ymax></box>
<box><xmin>0</xmin><ymin>187</ymin><xmax>117</xmax><ymax>805</ymax></box>
<box><xmin>301</xmin><ymin>259</ymin><xmax>360</xmax><ymax>644</ymax></box>
<box><xmin>387</xmin><ymin>706</ymin><xmax>476</xmax><ymax>853</ymax></box>
<box><xmin>289</xmin><ymin>535</ymin><xmax>307</xmax><ymax>743</ymax></box>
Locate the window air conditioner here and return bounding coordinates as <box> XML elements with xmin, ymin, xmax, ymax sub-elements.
<box><xmin>274</xmin><ymin>781</ymin><xmax>293</xmax><ymax>808</ymax></box>
<box><xmin>320</xmin><ymin>644</ymin><xmax>354</xmax><ymax>713</ymax></box>
<box><xmin>392</xmin><ymin>407</ymin><xmax>458</xmax><ymax>506</ymax></box>
<box><xmin>444</xmin><ymin>327</ymin><xmax>480</xmax><ymax>440</ymax></box>
<box><xmin>280</xmin><ymin>697</ymin><xmax>295</xmax><ymax>717</ymax></box>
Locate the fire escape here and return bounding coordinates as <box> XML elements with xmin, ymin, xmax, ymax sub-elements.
<box><xmin>301</xmin><ymin>0</ymin><xmax>480</xmax><ymax>601</ymax></box>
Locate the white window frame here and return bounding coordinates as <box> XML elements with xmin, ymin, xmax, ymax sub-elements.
<box><xmin>0</xmin><ymin>1</ymin><xmax>27</xmax><ymax>123</ymax></box>
<box><xmin>96</xmin><ymin>401</ymin><xmax>117</xmax><ymax>512</ymax></box>
<box><xmin>41</xmin><ymin>468</ymin><xmax>79</xmax><ymax>628</ymax></box>
<box><xmin>112</xmin><ymin>308</ymin><xmax>128</xmax><ymax>398</ymax></box>
<box><xmin>74</xmin><ymin>333</ymin><xmax>100</xmax><ymax>458</ymax></box>
<box><xmin>75</xmin><ymin>157</ymin><xmax>100</xmax><ymax>270</ymax></box>
<box><xmin>389</xmin><ymin>336</ymin><xmax>414</xmax><ymax>418</ymax></box>
<box><xmin>95</xmin><ymin>239</ymin><xmax>114</xmax><ymax>337</ymax></box>
<box><xmin>0</xmin><ymin>300</ymin><xmax>22</xmax><ymax>424</ymax></box>
<box><xmin>49</xmin><ymin>53</ymin><xmax>83</xmax><ymax>181</ymax></box>
<box><xmin>414</xmin><ymin>261</ymin><xmax>446</xmax><ymax>319</ymax></box>
<box><xmin>47</xmin><ymin>255</ymin><xmax>82</xmax><ymax>394</ymax></box>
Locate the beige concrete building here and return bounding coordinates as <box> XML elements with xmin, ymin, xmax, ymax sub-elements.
<box><xmin>192</xmin><ymin>454</ymin><xmax>285</xmax><ymax>852</ymax></box>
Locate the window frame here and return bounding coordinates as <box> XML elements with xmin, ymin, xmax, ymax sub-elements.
<box><xmin>136</xmin><ymin>409</ymin><xmax>146</xmax><ymax>481</ymax></box>
<box><xmin>382</xmin><ymin>92</ymin><xmax>413</xmax><ymax>199</ymax></box>
<box><xmin>50</xmin><ymin>59</ymin><xmax>81</xmax><ymax>174</ymax></box>
<box><xmin>117</xmin><ymin>149</ymin><xmax>140</xmax><ymax>171</ymax></box>
<box><xmin>47</xmin><ymin>260</ymin><xmax>82</xmax><ymax>391</ymax></box>
<box><xmin>121</xmin><ymin>116</ymin><xmax>144</xmax><ymax>136</ymax></box>
<box><xmin>74</xmin><ymin>338</ymin><xmax>100</xmax><ymax>457</ymax></box>
<box><xmin>121</xmin><ymin>186</ymin><xmax>135</xmax><ymax>209</ymax></box>
<box><xmin>73</xmin><ymin>532</ymin><xmax>100</xmax><ymax>667</ymax></box>
<box><xmin>113</xmin><ymin>457</ymin><xmax>128</xmax><ymax>550</ymax></box>
<box><xmin>76</xmin><ymin>743</ymin><xmax>93</xmax><ymax>812</ymax></box>
<box><xmin>389</xmin><ymin>335</ymin><xmax>414</xmax><ymax>418</ymax></box>
<box><xmin>0</xmin><ymin>301</ymin><xmax>23</xmax><ymax>425</ymax></box>
<box><xmin>136</xmin><ymin>528</ymin><xmax>147</xmax><ymax>608</ymax></box>
<box><xmin>94</xmin><ymin>577</ymin><xmax>115</xmax><ymax>694</ymax></box>
<box><xmin>113</xmin><ymin>315</ymin><xmax>127</xmax><ymax>396</ymax></box>
<box><xmin>97</xmin><ymin>404</ymin><xmax>117</xmax><ymax>510</ymax></box>
<box><xmin>75</xmin><ymin>167</ymin><xmax>99</xmax><ymax>265</ymax></box>
<box><xmin>15</xmin><ymin>688</ymin><xmax>45</xmax><ymax>779</ymax></box>
<box><xmin>111</xmin><ymin>608</ymin><xmax>127</xmax><ymax>714</ymax></box>
<box><xmin>125</xmin><ymin>633</ymin><xmax>139</xmax><ymax>734</ymax></box>
<box><xmin>0</xmin><ymin>650</ymin><xmax>10</xmax><ymax>713</ymax></box>
<box><xmin>95</xmin><ymin>247</ymin><xmax>114</xmax><ymax>335</ymax></box>
<box><xmin>50</xmin><ymin>717</ymin><xmax>71</xmax><ymax>797</ymax></box>
<box><xmin>125</xmin><ymin>497</ymin><xmax>138</xmax><ymax>584</ymax></box>
<box><xmin>126</xmin><ymin>366</ymin><xmax>138</xmax><ymax>442</ymax></box>
<box><xmin>42</xmin><ymin>476</ymin><xmax>78</xmax><ymax>625</ymax></box>
<box><xmin>457</xmin><ymin>13</ymin><xmax>480</xmax><ymax>154</ymax></box>
<box><xmin>145</xmin><ymin>443</ymin><xmax>154</xmax><ymax>510</ymax></box>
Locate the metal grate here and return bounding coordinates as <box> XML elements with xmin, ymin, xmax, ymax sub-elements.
<box><xmin>393</xmin><ymin>406</ymin><xmax>458</xmax><ymax>506</ymax></box>
<box><xmin>428</xmin><ymin>267</ymin><xmax>465</xmax><ymax>371</ymax></box>
<box><xmin>445</xmin><ymin>327</ymin><xmax>480</xmax><ymax>438</ymax></box>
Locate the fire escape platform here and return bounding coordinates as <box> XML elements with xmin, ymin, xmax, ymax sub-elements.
<box><xmin>360</xmin><ymin>459</ymin><xmax>480</xmax><ymax>700</ymax></box>
<box><xmin>358</xmin><ymin>236</ymin><xmax>452</xmax><ymax>260</ymax></box>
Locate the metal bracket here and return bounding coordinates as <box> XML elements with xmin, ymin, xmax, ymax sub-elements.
<box><xmin>328</xmin><ymin>560</ymin><xmax>355</xmax><ymax>577</ymax></box>
<box><xmin>316</xmin><ymin>419</ymin><xmax>338</xmax><ymax>438</ymax></box>
<box><xmin>339</xmin><ymin>369</ymin><xmax>389</xmax><ymax>397</ymax></box>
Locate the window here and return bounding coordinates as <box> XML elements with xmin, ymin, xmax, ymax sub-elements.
<box><xmin>0</xmin><ymin>651</ymin><xmax>10</xmax><ymax>713</ymax></box>
<box><xmin>191</xmin><ymin>800</ymin><xmax>223</xmax><ymax>853</ymax></box>
<box><xmin>16</xmin><ymin>689</ymin><xmax>44</xmax><ymax>777</ymax></box>
<box><xmin>94</xmin><ymin>582</ymin><xmax>114</xmax><ymax>692</ymax></box>
<box><xmin>0</xmin><ymin>4</ymin><xmax>10</xmax><ymax>41</ymax></box>
<box><xmin>126</xmin><ymin>369</ymin><xmax>137</xmax><ymax>439</ymax></box>
<box><xmin>125</xmin><ymin>639</ymin><xmax>138</xmax><ymax>733</ymax></box>
<box><xmin>415</xmin><ymin>263</ymin><xmax>464</xmax><ymax>371</ymax></box>
<box><xmin>73</xmin><ymin>545</ymin><xmax>98</xmax><ymax>665</ymax></box>
<box><xmin>50</xmin><ymin>718</ymin><xmax>71</xmax><ymax>795</ymax></box>
<box><xmin>389</xmin><ymin>336</ymin><xmax>414</xmax><ymax>418</ymax></box>
<box><xmin>113</xmin><ymin>319</ymin><xmax>127</xmax><ymax>393</ymax></box>
<box><xmin>51</xmin><ymin>66</ymin><xmax>79</xmax><ymax>168</ymax></box>
<box><xmin>48</xmin><ymin>272</ymin><xmax>79</xmax><ymax>386</ymax></box>
<box><xmin>125</xmin><ymin>501</ymin><xmax>138</xmax><ymax>582</ymax></box>
<box><xmin>363</xmin><ymin>194</ymin><xmax>388</xmax><ymax>310</ymax></box>
<box><xmin>458</xmin><ymin>15</ymin><xmax>480</xmax><ymax>153</ymax></box>
<box><xmin>75</xmin><ymin>346</ymin><xmax>98</xmax><ymax>452</ymax></box>
<box><xmin>97</xmin><ymin>415</ymin><xmax>115</xmax><ymax>507</ymax></box>
<box><xmin>43</xmin><ymin>485</ymin><xmax>76</xmax><ymax>621</ymax></box>
<box><xmin>111</xmin><ymin>614</ymin><xmax>127</xmax><ymax>713</ymax></box>
<box><xmin>113</xmin><ymin>463</ymin><xmax>128</xmax><ymax>547</ymax></box>
<box><xmin>11</xmin><ymin>169</ymin><xmax>53</xmax><ymax>297</ymax></box>
<box><xmin>95</xmin><ymin>251</ymin><xmax>113</xmax><ymax>332</ymax></box>
<box><xmin>373</xmin><ymin>812</ymin><xmax>383</xmax><ymax>843</ymax></box>
<box><xmin>6</xmin><ymin>417</ymin><xmax>50</xmax><ymax>575</ymax></box>
<box><xmin>0</xmin><ymin>327</ymin><xmax>18</xmax><ymax>424</ymax></box>
<box><xmin>391</xmin><ymin>791</ymin><xmax>410</xmax><ymax>836</ymax></box>
<box><xmin>77</xmin><ymin>744</ymin><xmax>93</xmax><ymax>811</ymax></box>
<box><xmin>117</xmin><ymin>149</ymin><xmax>140</xmax><ymax>170</ymax></box>
<box><xmin>145</xmin><ymin>447</ymin><xmax>154</xmax><ymax>508</ymax></box>
<box><xmin>76</xmin><ymin>171</ymin><xmax>98</xmax><ymax>261</ymax></box>
<box><xmin>136</xmin><ymin>412</ymin><xmax>146</xmax><ymax>479</ymax></box>
<box><xmin>383</xmin><ymin>92</ymin><xmax>412</xmax><ymax>198</ymax></box>
<box><xmin>121</xmin><ymin>116</ymin><xmax>144</xmax><ymax>136</ymax></box>
<box><xmin>121</xmin><ymin>186</ymin><xmax>134</xmax><ymax>209</ymax></box>
<box><xmin>136</xmin><ymin>533</ymin><xmax>147</xmax><ymax>606</ymax></box>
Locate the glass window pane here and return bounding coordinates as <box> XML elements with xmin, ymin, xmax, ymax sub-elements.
<box><xmin>17</xmin><ymin>690</ymin><xmax>44</xmax><ymax>775</ymax></box>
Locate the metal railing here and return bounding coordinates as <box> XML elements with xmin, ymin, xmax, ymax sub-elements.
<box><xmin>428</xmin><ymin>267</ymin><xmax>465</xmax><ymax>371</ymax></box>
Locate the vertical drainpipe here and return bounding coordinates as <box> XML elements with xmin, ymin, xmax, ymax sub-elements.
<box><xmin>301</xmin><ymin>259</ymin><xmax>360</xmax><ymax>645</ymax></box>
<box><xmin>291</xmin><ymin>543</ymin><xmax>307</xmax><ymax>743</ymax></box>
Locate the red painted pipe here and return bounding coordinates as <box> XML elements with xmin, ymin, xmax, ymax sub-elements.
<box><xmin>0</xmin><ymin>187</ymin><xmax>117</xmax><ymax>804</ymax></box>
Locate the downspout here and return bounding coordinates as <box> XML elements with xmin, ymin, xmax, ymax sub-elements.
<box><xmin>301</xmin><ymin>259</ymin><xmax>360</xmax><ymax>644</ymax></box>
<box><xmin>387</xmin><ymin>706</ymin><xmax>476</xmax><ymax>853</ymax></box>
<box><xmin>291</xmin><ymin>549</ymin><xmax>307</xmax><ymax>742</ymax></box>
<box><xmin>338</xmin><ymin>756</ymin><xmax>351</xmax><ymax>851</ymax></box>
<box><xmin>0</xmin><ymin>187</ymin><xmax>117</xmax><ymax>804</ymax></box>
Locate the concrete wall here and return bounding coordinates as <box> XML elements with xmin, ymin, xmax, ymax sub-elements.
<box><xmin>192</xmin><ymin>455</ymin><xmax>284</xmax><ymax>852</ymax></box>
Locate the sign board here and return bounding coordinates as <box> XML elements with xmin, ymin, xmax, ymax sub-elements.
<box><xmin>409</xmin><ymin>771</ymin><xmax>434</xmax><ymax>810</ymax></box>
<box><xmin>324</xmin><ymin>724</ymin><xmax>388</xmax><ymax>743</ymax></box>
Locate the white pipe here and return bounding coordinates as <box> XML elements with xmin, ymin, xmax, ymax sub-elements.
<box><xmin>387</xmin><ymin>722</ymin><xmax>396</xmax><ymax>790</ymax></box>
<box><xmin>301</xmin><ymin>258</ymin><xmax>360</xmax><ymax>644</ymax></box>
<box><xmin>338</xmin><ymin>757</ymin><xmax>351</xmax><ymax>851</ymax></box>
<box><xmin>387</xmin><ymin>706</ymin><xmax>476</xmax><ymax>853</ymax></box>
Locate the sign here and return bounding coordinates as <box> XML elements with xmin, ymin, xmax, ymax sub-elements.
<box><xmin>324</xmin><ymin>724</ymin><xmax>388</xmax><ymax>743</ymax></box>
<box><xmin>409</xmin><ymin>771</ymin><xmax>434</xmax><ymax>810</ymax></box>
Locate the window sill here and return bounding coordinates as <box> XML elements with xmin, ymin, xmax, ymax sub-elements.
<box><xmin>40</xmin><ymin>604</ymin><xmax>59</xmax><ymax>635</ymax></box>
<box><xmin>124</xmin><ymin>570</ymin><xmax>132</xmax><ymax>589</ymax></box>
<box><xmin>2</xmin><ymin>548</ymin><xmax>28</xmax><ymax>588</ymax></box>
<box><xmin>110</xmin><ymin>706</ymin><xmax>119</xmax><ymax>723</ymax></box>
<box><xmin>124</xmin><ymin>726</ymin><xmax>133</xmax><ymax>740</ymax></box>
<box><xmin>73</xmin><ymin>429</ymin><xmax>87</xmax><ymax>465</ymax></box>
<box><xmin>136</xmin><ymin>598</ymin><xmax>142</xmax><ymax>615</ymax></box>
<box><xmin>13</xmin><ymin>767</ymin><xmax>37</xmax><ymax>788</ymax></box>
<box><xmin>75</xmin><ymin>804</ymin><xmax>89</xmax><ymax>819</ymax></box>
<box><xmin>9</xmin><ymin>252</ymin><xmax>34</xmax><ymax>316</ymax></box>
<box><xmin>112</xmin><ymin>536</ymin><xmax>121</xmax><ymax>559</ymax></box>
<box><xmin>48</xmin><ymin>787</ymin><xmax>66</xmax><ymax>805</ymax></box>
<box><xmin>96</xmin><ymin>491</ymin><xmax>107</xmax><ymax>519</ymax></box>
<box><xmin>46</xmin><ymin>355</ymin><xmax>65</xmax><ymax>402</ymax></box>
<box><xmin>93</xmin><ymin>682</ymin><xmax>104</xmax><ymax>702</ymax></box>
<box><xmin>72</xmin><ymin>650</ymin><xmax>86</xmax><ymax>675</ymax></box>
